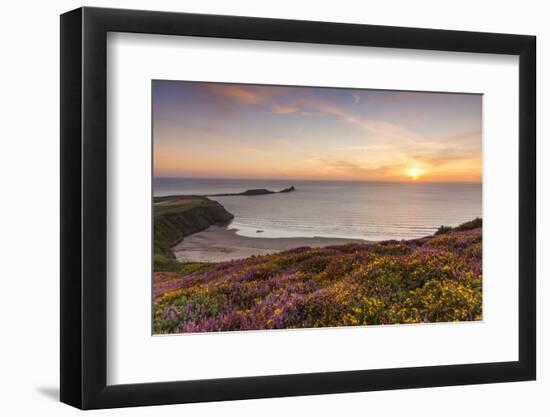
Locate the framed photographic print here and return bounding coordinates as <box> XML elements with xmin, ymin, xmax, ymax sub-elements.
<box><xmin>60</xmin><ymin>7</ymin><xmax>536</xmax><ymax>409</ymax></box>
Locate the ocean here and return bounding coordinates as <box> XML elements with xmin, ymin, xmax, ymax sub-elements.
<box><xmin>154</xmin><ymin>177</ymin><xmax>482</xmax><ymax>241</ymax></box>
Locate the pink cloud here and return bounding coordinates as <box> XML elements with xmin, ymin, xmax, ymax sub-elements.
<box><xmin>271</xmin><ymin>104</ymin><xmax>300</xmax><ymax>114</ymax></box>
<box><xmin>205</xmin><ymin>84</ymin><xmax>283</xmax><ymax>105</ymax></box>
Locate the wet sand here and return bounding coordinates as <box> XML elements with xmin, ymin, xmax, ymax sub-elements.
<box><xmin>173</xmin><ymin>225</ymin><xmax>367</xmax><ymax>263</ymax></box>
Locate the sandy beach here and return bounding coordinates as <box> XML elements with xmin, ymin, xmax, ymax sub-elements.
<box><xmin>172</xmin><ymin>225</ymin><xmax>367</xmax><ymax>263</ymax></box>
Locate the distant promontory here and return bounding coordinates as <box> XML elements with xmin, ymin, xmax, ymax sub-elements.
<box><xmin>207</xmin><ymin>185</ymin><xmax>295</xmax><ymax>197</ymax></box>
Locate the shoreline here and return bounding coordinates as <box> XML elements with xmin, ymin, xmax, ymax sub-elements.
<box><xmin>173</xmin><ymin>225</ymin><xmax>368</xmax><ymax>263</ymax></box>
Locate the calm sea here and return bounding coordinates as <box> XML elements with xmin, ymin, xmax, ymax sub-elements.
<box><xmin>154</xmin><ymin>178</ymin><xmax>482</xmax><ymax>241</ymax></box>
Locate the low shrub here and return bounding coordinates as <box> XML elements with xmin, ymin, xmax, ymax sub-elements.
<box><xmin>153</xmin><ymin>224</ymin><xmax>483</xmax><ymax>333</ymax></box>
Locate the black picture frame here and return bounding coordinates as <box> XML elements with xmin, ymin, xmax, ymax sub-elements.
<box><xmin>60</xmin><ymin>6</ymin><xmax>536</xmax><ymax>410</ymax></box>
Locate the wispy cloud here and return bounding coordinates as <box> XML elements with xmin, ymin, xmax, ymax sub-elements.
<box><xmin>271</xmin><ymin>104</ymin><xmax>300</xmax><ymax>114</ymax></box>
<box><xmin>411</xmin><ymin>146</ymin><xmax>480</xmax><ymax>168</ymax></box>
<box><xmin>338</xmin><ymin>145</ymin><xmax>392</xmax><ymax>151</ymax></box>
<box><xmin>300</xmin><ymin>97</ymin><xmax>418</xmax><ymax>142</ymax></box>
<box><xmin>316</xmin><ymin>158</ymin><xmax>405</xmax><ymax>178</ymax></box>
<box><xmin>154</xmin><ymin>81</ymin><xmax>482</xmax><ymax>182</ymax></box>
<box><xmin>206</xmin><ymin>84</ymin><xmax>281</xmax><ymax>104</ymax></box>
<box><xmin>205</xmin><ymin>84</ymin><xmax>421</xmax><ymax>144</ymax></box>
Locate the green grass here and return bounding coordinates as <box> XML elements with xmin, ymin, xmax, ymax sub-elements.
<box><xmin>154</xmin><ymin>195</ymin><xmax>218</xmax><ymax>216</ymax></box>
<box><xmin>435</xmin><ymin>217</ymin><xmax>482</xmax><ymax>235</ymax></box>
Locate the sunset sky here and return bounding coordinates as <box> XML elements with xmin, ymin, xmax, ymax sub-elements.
<box><xmin>153</xmin><ymin>81</ymin><xmax>482</xmax><ymax>182</ymax></box>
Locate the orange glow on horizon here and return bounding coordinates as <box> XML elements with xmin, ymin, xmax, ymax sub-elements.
<box><xmin>406</xmin><ymin>167</ymin><xmax>427</xmax><ymax>181</ymax></box>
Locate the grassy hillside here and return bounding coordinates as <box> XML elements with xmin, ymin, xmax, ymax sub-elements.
<box><xmin>153</xmin><ymin>220</ymin><xmax>482</xmax><ymax>333</ymax></box>
<box><xmin>153</xmin><ymin>195</ymin><xmax>233</xmax><ymax>271</ymax></box>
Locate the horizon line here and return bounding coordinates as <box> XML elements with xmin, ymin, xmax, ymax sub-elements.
<box><xmin>153</xmin><ymin>175</ymin><xmax>482</xmax><ymax>185</ymax></box>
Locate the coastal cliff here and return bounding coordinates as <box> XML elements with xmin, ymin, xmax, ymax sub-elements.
<box><xmin>153</xmin><ymin>187</ymin><xmax>295</xmax><ymax>271</ymax></box>
<box><xmin>153</xmin><ymin>196</ymin><xmax>234</xmax><ymax>270</ymax></box>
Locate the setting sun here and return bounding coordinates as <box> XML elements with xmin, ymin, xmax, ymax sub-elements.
<box><xmin>407</xmin><ymin>167</ymin><xmax>425</xmax><ymax>181</ymax></box>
